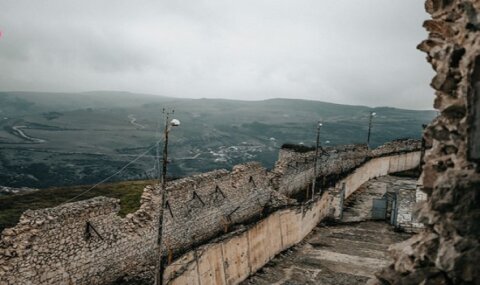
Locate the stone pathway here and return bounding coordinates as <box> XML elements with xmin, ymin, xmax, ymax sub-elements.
<box><xmin>241</xmin><ymin>221</ymin><xmax>411</xmax><ymax>285</ymax></box>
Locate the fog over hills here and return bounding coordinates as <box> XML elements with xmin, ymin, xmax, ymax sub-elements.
<box><xmin>0</xmin><ymin>91</ymin><xmax>436</xmax><ymax>188</ymax></box>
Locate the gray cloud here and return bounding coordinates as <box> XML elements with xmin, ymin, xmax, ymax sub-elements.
<box><xmin>0</xmin><ymin>0</ymin><xmax>435</xmax><ymax>109</ymax></box>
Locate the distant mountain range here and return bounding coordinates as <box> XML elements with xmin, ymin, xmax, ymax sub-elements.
<box><xmin>0</xmin><ymin>91</ymin><xmax>436</xmax><ymax>188</ymax></box>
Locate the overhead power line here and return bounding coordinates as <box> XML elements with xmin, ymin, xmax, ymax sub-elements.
<box><xmin>62</xmin><ymin>140</ymin><xmax>161</xmax><ymax>205</ymax></box>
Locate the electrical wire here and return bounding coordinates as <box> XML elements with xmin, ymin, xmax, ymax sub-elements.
<box><xmin>62</xmin><ymin>140</ymin><xmax>161</xmax><ymax>205</ymax></box>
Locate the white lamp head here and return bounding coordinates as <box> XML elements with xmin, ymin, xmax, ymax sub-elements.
<box><xmin>170</xmin><ymin>119</ymin><xmax>181</xmax><ymax>127</ymax></box>
<box><xmin>371</xmin><ymin>112</ymin><xmax>377</xmax><ymax>116</ymax></box>
<box><xmin>318</xmin><ymin>122</ymin><xmax>323</xmax><ymax>127</ymax></box>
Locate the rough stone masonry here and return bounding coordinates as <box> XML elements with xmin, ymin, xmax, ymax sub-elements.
<box><xmin>372</xmin><ymin>1</ymin><xmax>480</xmax><ymax>284</ymax></box>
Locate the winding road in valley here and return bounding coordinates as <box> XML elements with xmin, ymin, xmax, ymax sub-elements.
<box><xmin>128</xmin><ymin>114</ymin><xmax>146</xmax><ymax>129</ymax></box>
<box><xmin>11</xmin><ymin>126</ymin><xmax>46</xmax><ymax>143</ymax></box>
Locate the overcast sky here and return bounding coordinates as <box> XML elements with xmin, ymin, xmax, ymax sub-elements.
<box><xmin>0</xmin><ymin>1</ymin><xmax>434</xmax><ymax>109</ymax></box>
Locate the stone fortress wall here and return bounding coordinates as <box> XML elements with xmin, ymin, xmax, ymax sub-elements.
<box><xmin>0</xmin><ymin>187</ymin><xmax>161</xmax><ymax>285</ymax></box>
<box><xmin>272</xmin><ymin>144</ymin><xmax>368</xmax><ymax>196</ymax></box>
<box><xmin>162</xmin><ymin>162</ymin><xmax>292</xmax><ymax>256</ymax></box>
<box><xmin>273</xmin><ymin>139</ymin><xmax>421</xmax><ymax>197</ymax></box>
<box><xmin>0</xmin><ymin>139</ymin><xmax>421</xmax><ymax>285</ymax></box>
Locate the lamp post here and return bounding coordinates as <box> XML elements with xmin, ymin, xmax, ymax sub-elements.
<box><xmin>367</xmin><ymin>112</ymin><xmax>376</xmax><ymax>148</ymax></box>
<box><xmin>154</xmin><ymin>109</ymin><xmax>180</xmax><ymax>285</ymax></box>
<box><xmin>311</xmin><ymin>121</ymin><xmax>322</xmax><ymax>199</ymax></box>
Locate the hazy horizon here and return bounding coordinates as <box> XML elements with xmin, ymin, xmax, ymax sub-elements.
<box><xmin>1</xmin><ymin>0</ymin><xmax>434</xmax><ymax>110</ymax></box>
<box><xmin>0</xmin><ymin>90</ymin><xmax>436</xmax><ymax>111</ymax></box>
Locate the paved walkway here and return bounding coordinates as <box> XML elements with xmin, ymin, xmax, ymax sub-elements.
<box><xmin>242</xmin><ymin>221</ymin><xmax>411</xmax><ymax>285</ymax></box>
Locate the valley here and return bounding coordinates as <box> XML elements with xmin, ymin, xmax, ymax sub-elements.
<box><xmin>0</xmin><ymin>91</ymin><xmax>435</xmax><ymax>188</ymax></box>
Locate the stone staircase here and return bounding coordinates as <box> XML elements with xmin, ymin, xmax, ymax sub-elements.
<box><xmin>341</xmin><ymin>175</ymin><xmax>417</xmax><ymax>224</ymax></box>
<box><xmin>341</xmin><ymin>180</ymin><xmax>387</xmax><ymax>222</ymax></box>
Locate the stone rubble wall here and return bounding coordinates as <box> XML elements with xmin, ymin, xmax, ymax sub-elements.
<box><xmin>273</xmin><ymin>144</ymin><xmax>368</xmax><ymax>197</ymax></box>
<box><xmin>395</xmin><ymin>188</ymin><xmax>418</xmax><ymax>232</ymax></box>
<box><xmin>163</xmin><ymin>193</ymin><xmax>332</xmax><ymax>285</ymax></box>
<box><xmin>369</xmin><ymin>139</ymin><xmax>421</xmax><ymax>158</ymax></box>
<box><xmin>162</xmin><ymin>162</ymin><xmax>292</xmax><ymax>256</ymax></box>
<box><xmin>411</xmin><ymin>183</ymin><xmax>427</xmax><ymax>231</ymax></box>
<box><xmin>273</xmin><ymin>139</ymin><xmax>421</xmax><ymax>197</ymax></box>
<box><xmin>373</xmin><ymin>1</ymin><xmax>480</xmax><ymax>284</ymax></box>
<box><xmin>0</xmin><ymin>187</ymin><xmax>161</xmax><ymax>285</ymax></box>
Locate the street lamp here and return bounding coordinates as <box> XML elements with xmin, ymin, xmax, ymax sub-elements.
<box><xmin>155</xmin><ymin>110</ymin><xmax>180</xmax><ymax>285</ymax></box>
<box><xmin>311</xmin><ymin>122</ymin><xmax>322</xmax><ymax>199</ymax></box>
<box><xmin>367</xmin><ymin>112</ymin><xmax>376</xmax><ymax>148</ymax></box>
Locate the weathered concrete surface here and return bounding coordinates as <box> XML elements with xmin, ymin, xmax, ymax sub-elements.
<box><xmin>163</xmin><ymin>194</ymin><xmax>332</xmax><ymax>285</ymax></box>
<box><xmin>341</xmin><ymin>151</ymin><xmax>420</xmax><ymax>199</ymax></box>
<box><xmin>242</xmin><ymin>222</ymin><xmax>411</xmax><ymax>285</ymax></box>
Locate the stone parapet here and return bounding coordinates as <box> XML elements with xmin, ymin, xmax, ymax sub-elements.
<box><xmin>0</xmin><ymin>186</ymin><xmax>161</xmax><ymax>285</ymax></box>
<box><xmin>273</xmin><ymin>140</ymin><xmax>420</xmax><ymax>197</ymax></box>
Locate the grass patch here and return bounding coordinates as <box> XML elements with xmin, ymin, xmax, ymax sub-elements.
<box><xmin>0</xmin><ymin>179</ymin><xmax>156</xmax><ymax>232</ymax></box>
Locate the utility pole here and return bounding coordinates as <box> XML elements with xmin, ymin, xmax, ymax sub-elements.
<box><xmin>311</xmin><ymin>122</ymin><xmax>322</xmax><ymax>200</ymax></box>
<box><xmin>367</xmin><ymin>111</ymin><xmax>376</xmax><ymax>148</ymax></box>
<box><xmin>154</xmin><ymin>109</ymin><xmax>180</xmax><ymax>285</ymax></box>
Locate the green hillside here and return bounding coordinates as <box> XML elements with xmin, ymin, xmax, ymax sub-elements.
<box><xmin>0</xmin><ymin>91</ymin><xmax>436</xmax><ymax>188</ymax></box>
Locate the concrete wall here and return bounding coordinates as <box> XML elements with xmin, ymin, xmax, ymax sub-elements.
<box><xmin>163</xmin><ymin>193</ymin><xmax>332</xmax><ymax>285</ymax></box>
<box><xmin>331</xmin><ymin>151</ymin><xmax>421</xmax><ymax>219</ymax></box>
<box><xmin>342</xmin><ymin>151</ymin><xmax>420</xmax><ymax>199</ymax></box>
